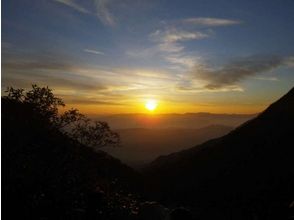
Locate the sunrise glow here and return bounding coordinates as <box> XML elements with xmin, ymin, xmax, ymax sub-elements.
<box><xmin>2</xmin><ymin>0</ymin><xmax>294</xmax><ymax>115</ymax></box>
<box><xmin>145</xmin><ymin>100</ymin><xmax>158</xmax><ymax>111</ymax></box>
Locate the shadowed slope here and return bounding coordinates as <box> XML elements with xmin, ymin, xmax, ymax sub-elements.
<box><xmin>143</xmin><ymin>87</ymin><xmax>294</xmax><ymax>219</ymax></box>
<box><xmin>2</xmin><ymin>98</ymin><xmax>142</xmax><ymax>219</ymax></box>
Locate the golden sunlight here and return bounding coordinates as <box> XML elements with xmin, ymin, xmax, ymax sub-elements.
<box><xmin>145</xmin><ymin>99</ymin><xmax>158</xmax><ymax>111</ymax></box>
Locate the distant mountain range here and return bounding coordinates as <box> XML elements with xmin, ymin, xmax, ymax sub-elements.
<box><xmin>143</xmin><ymin>87</ymin><xmax>294</xmax><ymax>220</ymax></box>
<box><xmin>92</xmin><ymin>112</ymin><xmax>256</xmax><ymax>129</ymax></box>
<box><xmin>103</xmin><ymin>125</ymin><xmax>233</xmax><ymax>167</ymax></box>
<box><xmin>98</xmin><ymin>112</ymin><xmax>255</xmax><ymax>167</ymax></box>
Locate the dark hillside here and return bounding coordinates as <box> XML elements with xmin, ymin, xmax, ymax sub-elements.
<box><xmin>143</xmin><ymin>87</ymin><xmax>294</xmax><ymax>220</ymax></box>
<box><xmin>2</xmin><ymin>98</ymin><xmax>142</xmax><ymax>219</ymax></box>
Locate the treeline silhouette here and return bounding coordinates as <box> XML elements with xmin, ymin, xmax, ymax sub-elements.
<box><xmin>2</xmin><ymin>85</ymin><xmax>143</xmax><ymax>219</ymax></box>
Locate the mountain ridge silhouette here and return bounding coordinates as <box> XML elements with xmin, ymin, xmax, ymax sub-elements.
<box><xmin>143</xmin><ymin>87</ymin><xmax>294</xmax><ymax>219</ymax></box>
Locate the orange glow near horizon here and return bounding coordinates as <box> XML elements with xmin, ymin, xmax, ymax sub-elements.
<box><xmin>61</xmin><ymin>100</ymin><xmax>267</xmax><ymax>116</ymax></box>
<box><xmin>55</xmin><ymin>90</ymin><xmax>285</xmax><ymax>116</ymax></box>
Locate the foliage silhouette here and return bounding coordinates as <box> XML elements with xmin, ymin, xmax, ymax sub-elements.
<box><xmin>70</xmin><ymin>119</ymin><xmax>120</xmax><ymax>148</ymax></box>
<box><xmin>4</xmin><ymin>84</ymin><xmax>120</xmax><ymax>149</ymax></box>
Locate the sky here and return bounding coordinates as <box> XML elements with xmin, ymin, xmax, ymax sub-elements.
<box><xmin>2</xmin><ymin>0</ymin><xmax>294</xmax><ymax>114</ymax></box>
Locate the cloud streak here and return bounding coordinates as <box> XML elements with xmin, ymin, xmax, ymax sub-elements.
<box><xmin>191</xmin><ymin>55</ymin><xmax>286</xmax><ymax>90</ymax></box>
<box><xmin>93</xmin><ymin>0</ymin><xmax>116</xmax><ymax>26</ymax></box>
<box><xmin>151</xmin><ymin>29</ymin><xmax>208</xmax><ymax>44</ymax></box>
<box><xmin>54</xmin><ymin>0</ymin><xmax>116</xmax><ymax>26</ymax></box>
<box><xmin>67</xmin><ymin>98</ymin><xmax>124</xmax><ymax>105</ymax></box>
<box><xmin>182</xmin><ymin>17</ymin><xmax>241</xmax><ymax>26</ymax></box>
<box><xmin>54</xmin><ymin>0</ymin><xmax>90</xmax><ymax>14</ymax></box>
<box><xmin>84</xmin><ymin>49</ymin><xmax>105</xmax><ymax>55</ymax></box>
<box><xmin>2</xmin><ymin>54</ymin><xmax>107</xmax><ymax>92</ymax></box>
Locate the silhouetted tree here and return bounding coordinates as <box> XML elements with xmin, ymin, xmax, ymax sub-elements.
<box><xmin>70</xmin><ymin>119</ymin><xmax>120</xmax><ymax>149</ymax></box>
<box><xmin>4</xmin><ymin>84</ymin><xmax>119</xmax><ymax>148</ymax></box>
<box><xmin>5</xmin><ymin>85</ymin><xmax>66</xmax><ymax>125</ymax></box>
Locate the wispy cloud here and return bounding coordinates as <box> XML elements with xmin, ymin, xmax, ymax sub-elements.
<box><xmin>181</xmin><ymin>17</ymin><xmax>241</xmax><ymax>26</ymax></box>
<box><xmin>93</xmin><ymin>0</ymin><xmax>116</xmax><ymax>26</ymax></box>
<box><xmin>2</xmin><ymin>50</ymin><xmax>180</xmax><ymax>104</ymax></box>
<box><xmin>165</xmin><ymin>55</ymin><xmax>197</xmax><ymax>69</ymax></box>
<box><xmin>176</xmin><ymin>84</ymin><xmax>244</xmax><ymax>93</ymax></box>
<box><xmin>126</xmin><ymin>29</ymin><xmax>207</xmax><ymax>62</ymax></box>
<box><xmin>191</xmin><ymin>55</ymin><xmax>287</xmax><ymax>90</ymax></box>
<box><xmin>151</xmin><ymin>29</ymin><xmax>208</xmax><ymax>53</ymax></box>
<box><xmin>284</xmin><ymin>56</ymin><xmax>294</xmax><ymax>67</ymax></box>
<box><xmin>54</xmin><ymin>0</ymin><xmax>90</xmax><ymax>14</ymax></box>
<box><xmin>2</xmin><ymin>54</ymin><xmax>106</xmax><ymax>92</ymax></box>
<box><xmin>3</xmin><ymin>59</ymin><xmax>73</xmax><ymax>71</ymax></box>
<box><xmin>143</xmin><ymin>17</ymin><xmax>241</xmax><ymax>71</ymax></box>
<box><xmin>84</xmin><ymin>49</ymin><xmax>105</xmax><ymax>55</ymax></box>
<box><xmin>66</xmin><ymin>98</ymin><xmax>124</xmax><ymax>105</ymax></box>
<box><xmin>2</xmin><ymin>73</ymin><xmax>107</xmax><ymax>92</ymax></box>
<box><xmin>149</xmin><ymin>27</ymin><xmax>209</xmax><ymax>70</ymax></box>
<box><xmin>255</xmin><ymin>76</ymin><xmax>279</xmax><ymax>81</ymax></box>
<box><xmin>54</xmin><ymin>0</ymin><xmax>116</xmax><ymax>26</ymax></box>
<box><xmin>151</xmin><ymin>29</ymin><xmax>208</xmax><ymax>44</ymax></box>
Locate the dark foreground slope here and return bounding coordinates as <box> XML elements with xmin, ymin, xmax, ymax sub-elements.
<box><xmin>143</xmin><ymin>87</ymin><xmax>294</xmax><ymax>220</ymax></box>
<box><xmin>2</xmin><ymin>98</ymin><xmax>142</xmax><ymax>219</ymax></box>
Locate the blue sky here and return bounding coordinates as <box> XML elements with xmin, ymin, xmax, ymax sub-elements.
<box><xmin>2</xmin><ymin>0</ymin><xmax>294</xmax><ymax>114</ymax></box>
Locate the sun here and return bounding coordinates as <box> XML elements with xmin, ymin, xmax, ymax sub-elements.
<box><xmin>145</xmin><ymin>99</ymin><xmax>158</xmax><ymax>111</ymax></box>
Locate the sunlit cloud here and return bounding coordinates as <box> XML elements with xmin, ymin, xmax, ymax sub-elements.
<box><xmin>176</xmin><ymin>84</ymin><xmax>244</xmax><ymax>93</ymax></box>
<box><xmin>66</xmin><ymin>98</ymin><xmax>124</xmax><ymax>105</ymax></box>
<box><xmin>145</xmin><ymin>17</ymin><xmax>240</xmax><ymax>71</ymax></box>
<box><xmin>181</xmin><ymin>17</ymin><xmax>241</xmax><ymax>26</ymax></box>
<box><xmin>165</xmin><ymin>55</ymin><xmax>197</xmax><ymax>69</ymax></box>
<box><xmin>255</xmin><ymin>76</ymin><xmax>279</xmax><ymax>81</ymax></box>
<box><xmin>151</xmin><ymin>29</ymin><xmax>208</xmax><ymax>44</ymax></box>
<box><xmin>149</xmin><ymin>28</ymin><xmax>208</xmax><ymax>70</ymax></box>
<box><xmin>150</xmin><ymin>28</ymin><xmax>208</xmax><ymax>54</ymax></box>
<box><xmin>84</xmin><ymin>49</ymin><xmax>105</xmax><ymax>55</ymax></box>
<box><xmin>158</xmin><ymin>43</ymin><xmax>184</xmax><ymax>53</ymax></box>
<box><xmin>2</xmin><ymin>51</ymin><xmax>182</xmax><ymax>108</ymax></box>
<box><xmin>128</xmin><ymin>17</ymin><xmax>241</xmax><ymax>73</ymax></box>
